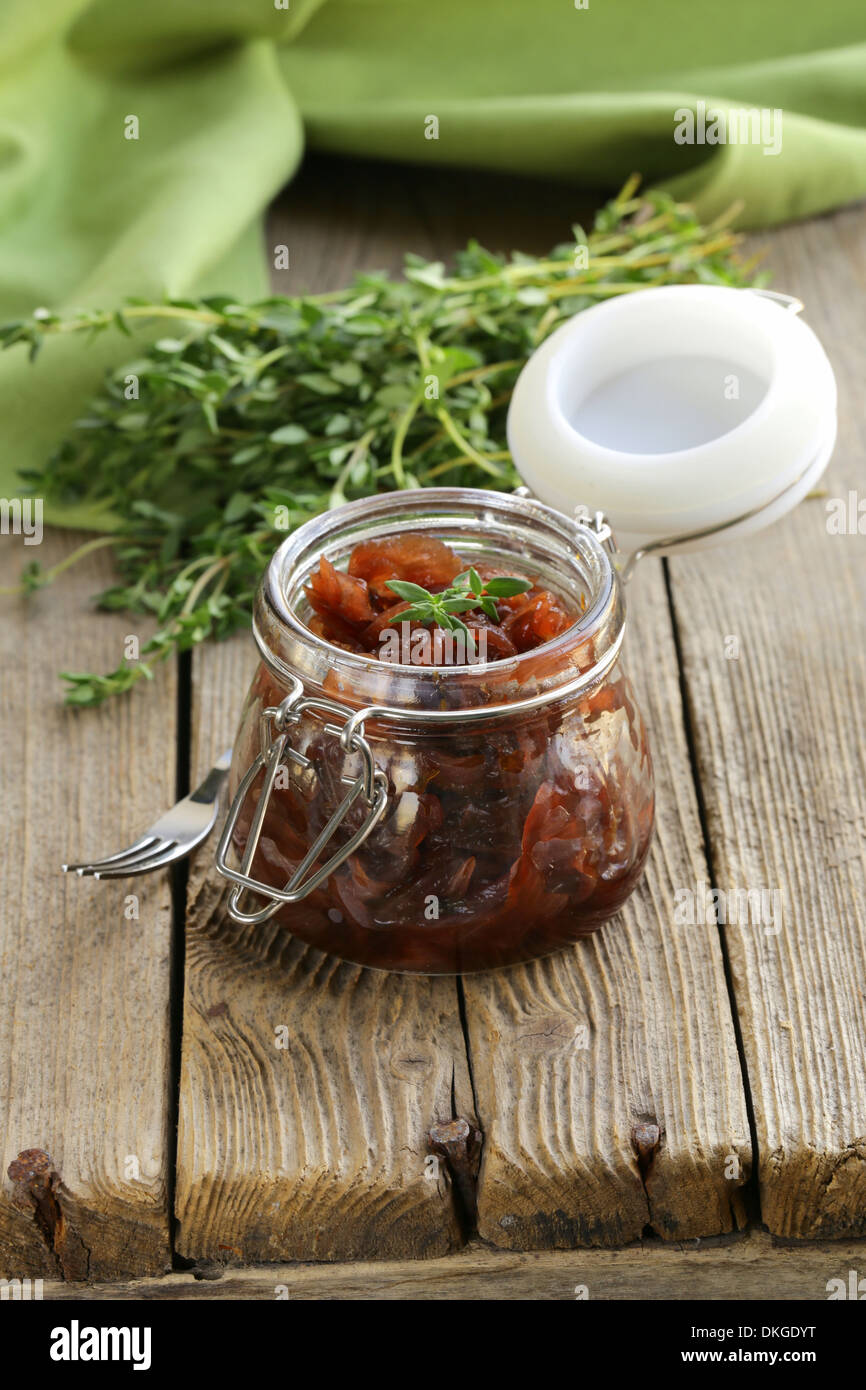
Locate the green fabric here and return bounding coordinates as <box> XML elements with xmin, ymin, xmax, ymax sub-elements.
<box><xmin>2</xmin><ymin>0</ymin><xmax>866</xmax><ymax>526</ymax></box>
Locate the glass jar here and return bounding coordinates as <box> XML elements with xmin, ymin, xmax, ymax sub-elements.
<box><xmin>215</xmin><ymin>488</ymin><xmax>654</xmax><ymax>973</ymax></box>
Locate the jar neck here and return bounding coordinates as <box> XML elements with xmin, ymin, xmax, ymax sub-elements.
<box><xmin>253</xmin><ymin>488</ymin><xmax>624</xmax><ymax>716</ymax></box>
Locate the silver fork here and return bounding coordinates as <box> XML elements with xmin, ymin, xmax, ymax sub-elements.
<box><xmin>62</xmin><ymin>750</ymin><xmax>233</xmax><ymax>879</ymax></box>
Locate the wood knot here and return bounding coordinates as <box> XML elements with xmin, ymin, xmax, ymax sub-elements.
<box><xmin>514</xmin><ymin>1014</ymin><xmax>585</xmax><ymax>1051</ymax></box>
<box><xmin>389</xmin><ymin>1051</ymin><xmax>434</xmax><ymax>1084</ymax></box>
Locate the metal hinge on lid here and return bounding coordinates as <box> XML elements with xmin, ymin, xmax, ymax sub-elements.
<box><xmin>573</xmin><ymin>504</ymin><xmax>617</xmax><ymax>553</ymax></box>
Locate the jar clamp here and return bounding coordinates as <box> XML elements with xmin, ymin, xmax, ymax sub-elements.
<box><xmin>215</xmin><ymin>675</ymin><xmax>389</xmax><ymax>925</ymax></box>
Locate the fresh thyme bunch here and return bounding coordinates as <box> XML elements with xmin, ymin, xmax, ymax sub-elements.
<box><xmin>0</xmin><ymin>177</ymin><xmax>757</xmax><ymax>705</ymax></box>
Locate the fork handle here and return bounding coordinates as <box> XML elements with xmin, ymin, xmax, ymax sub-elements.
<box><xmin>189</xmin><ymin>749</ymin><xmax>233</xmax><ymax>805</ymax></box>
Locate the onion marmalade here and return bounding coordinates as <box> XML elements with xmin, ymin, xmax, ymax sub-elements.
<box><xmin>304</xmin><ymin>532</ymin><xmax>575</xmax><ymax>663</ymax></box>
<box><xmin>223</xmin><ymin>489</ymin><xmax>654</xmax><ymax>973</ymax></box>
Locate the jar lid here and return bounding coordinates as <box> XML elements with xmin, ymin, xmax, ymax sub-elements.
<box><xmin>506</xmin><ymin>285</ymin><xmax>837</xmax><ymax>555</ymax></box>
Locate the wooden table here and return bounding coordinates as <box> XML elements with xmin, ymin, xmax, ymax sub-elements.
<box><xmin>2</xmin><ymin>158</ymin><xmax>865</xmax><ymax>1300</ymax></box>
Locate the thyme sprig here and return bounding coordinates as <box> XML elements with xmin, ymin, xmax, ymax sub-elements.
<box><xmin>386</xmin><ymin>568</ymin><xmax>531</xmax><ymax>655</ymax></box>
<box><xmin>0</xmin><ymin>177</ymin><xmax>759</xmax><ymax>705</ymax></box>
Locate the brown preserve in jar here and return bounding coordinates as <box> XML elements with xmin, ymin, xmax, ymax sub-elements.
<box><xmin>218</xmin><ymin>489</ymin><xmax>654</xmax><ymax>973</ymax></box>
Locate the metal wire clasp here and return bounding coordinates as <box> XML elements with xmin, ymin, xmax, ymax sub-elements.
<box><xmin>574</xmin><ymin>505</ymin><xmax>619</xmax><ymax>558</ymax></box>
<box><xmin>214</xmin><ymin>675</ymin><xmax>389</xmax><ymax>926</ymax></box>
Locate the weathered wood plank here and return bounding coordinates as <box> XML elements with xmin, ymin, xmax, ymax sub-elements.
<box><xmin>39</xmin><ymin>1231</ymin><xmax>866</xmax><ymax>1301</ymax></box>
<box><xmin>0</xmin><ymin>531</ymin><xmax>174</xmax><ymax>1280</ymax></box>
<box><xmin>175</xmin><ymin>635</ymin><xmax>473</xmax><ymax>1261</ymax></box>
<box><xmin>667</xmin><ymin>205</ymin><xmax>866</xmax><ymax>1238</ymax></box>
<box><xmin>465</xmin><ymin>561</ymin><xmax>753</xmax><ymax>1247</ymax></box>
<box><xmin>172</xmin><ymin>161</ymin><xmax>589</xmax><ymax>1265</ymax></box>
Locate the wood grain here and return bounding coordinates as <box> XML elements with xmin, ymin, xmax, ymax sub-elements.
<box><xmin>466</xmin><ymin>560</ymin><xmax>752</xmax><ymax>1247</ymax></box>
<box><xmin>0</xmin><ymin>532</ymin><xmax>174</xmax><ymax>1280</ymax></box>
<box><xmin>667</xmin><ymin>205</ymin><xmax>866</xmax><ymax>1238</ymax></box>
<box><xmin>39</xmin><ymin>1230</ymin><xmax>866</xmax><ymax>1301</ymax></box>
<box><xmin>174</xmin><ymin>635</ymin><xmax>474</xmax><ymax>1262</ymax></box>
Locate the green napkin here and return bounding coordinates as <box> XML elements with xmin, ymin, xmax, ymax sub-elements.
<box><xmin>2</xmin><ymin>0</ymin><xmax>865</xmax><ymax>527</ymax></box>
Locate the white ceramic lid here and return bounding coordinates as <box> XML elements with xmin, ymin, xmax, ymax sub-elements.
<box><xmin>506</xmin><ymin>285</ymin><xmax>837</xmax><ymax>555</ymax></box>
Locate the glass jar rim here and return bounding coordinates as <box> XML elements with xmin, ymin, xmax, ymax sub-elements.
<box><xmin>253</xmin><ymin>487</ymin><xmax>624</xmax><ymax>717</ymax></box>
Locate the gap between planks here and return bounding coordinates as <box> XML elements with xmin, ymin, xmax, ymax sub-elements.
<box><xmin>662</xmin><ymin>558</ymin><xmax>762</xmax><ymax>1215</ymax></box>
<box><xmin>165</xmin><ymin>649</ymin><xmax>194</xmax><ymax>1267</ymax></box>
